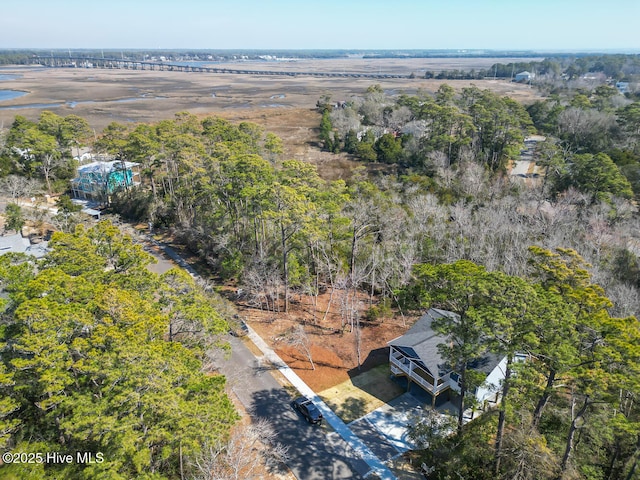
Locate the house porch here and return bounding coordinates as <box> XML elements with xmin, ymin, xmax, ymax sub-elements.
<box><xmin>389</xmin><ymin>346</ymin><xmax>461</xmax><ymax>407</ymax></box>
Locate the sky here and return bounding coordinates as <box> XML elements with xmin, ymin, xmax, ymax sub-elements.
<box><xmin>1</xmin><ymin>0</ymin><xmax>639</xmax><ymax>52</ymax></box>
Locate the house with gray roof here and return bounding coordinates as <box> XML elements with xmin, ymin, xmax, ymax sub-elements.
<box><xmin>388</xmin><ymin>308</ymin><xmax>506</xmax><ymax>409</ymax></box>
<box><xmin>0</xmin><ymin>233</ymin><xmax>49</xmax><ymax>258</ymax></box>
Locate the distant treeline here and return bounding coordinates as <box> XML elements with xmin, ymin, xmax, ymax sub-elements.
<box><xmin>1</xmin><ymin>49</ymin><xmax>639</xmax><ymax>71</ymax></box>
<box><xmin>486</xmin><ymin>54</ymin><xmax>640</xmax><ymax>80</ymax></box>
<box><xmin>0</xmin><ymin>50</ymin><xmax>37</xmax><ymax>65</ymax></box>
<box><xmin>422</xmin><ymin>55</ymin><xmax>640</xmax><ymax>81</ymax></box>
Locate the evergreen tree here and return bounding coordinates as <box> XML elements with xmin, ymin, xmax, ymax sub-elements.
<box><xmin>0</xmin><ymin>223</ymin><xmax>238</xmax><ymax>479</ymax></box>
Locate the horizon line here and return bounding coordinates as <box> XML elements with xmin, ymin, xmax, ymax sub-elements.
<box><xmin>2</xmin><ymin>47</ymin><xmax>640</xmax><ymax>54</ymax></box>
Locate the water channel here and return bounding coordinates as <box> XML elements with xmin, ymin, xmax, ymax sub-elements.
<box><xmin>0</xmin><ymin>90</ymin><xmax>28</xmax><ymax>102</ymax></box>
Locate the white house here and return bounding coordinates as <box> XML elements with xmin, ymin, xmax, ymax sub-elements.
<box><xmin>388</xmin><ymin>308</ymin><xmax>507</xmax><ymax>411</ymax></box>
<box><xmin>514</xmin><ymin>71</ymin><xmax>533</xmax><ymax>83</ymax></box>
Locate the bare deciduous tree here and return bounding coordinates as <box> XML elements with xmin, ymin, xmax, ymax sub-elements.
<box><xmin>501</xmin><ymin>419</ymin><xmax>560</xmax><ymax>480</ymax></box>
<box><xmin>242</xmin><ymin>255</ymin><xmax>282</xmax><ymax>312</ymax></box>
<box><xmin>329</xmin><ymin>107</ymin><xmax>361</xmax><ymax>139</ymax></box>
<box><xmin>385</xmin><ymin>105</ymin><xmax>413</xmax><ymax>131</ymax></box>
<box><xmin>286</xmin><ymin>324</ymin><xmax>315</xmax><ymax>370</ymax></box>
<box><xmin>557</xmin><ymin>107</ymin><xmax>617</xmax><ymax>151</ymax></box>
<box><xmin>0</xmin><ymin>175</ymin><xmax>41</xmax><ymax>200</ymax></box>
<box><xmin>191</xmin><ymin>419</ymin><xmax>289</xmax><ymax>480</ymax></box>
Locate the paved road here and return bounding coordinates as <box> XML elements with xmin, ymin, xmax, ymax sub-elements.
<box><xmin>137</xmin><ymin>232</ymin><xmax>385</xmax><ymax>479</ymax></box>
<box><xmin>211</xmin><ymin>336</ymin><xmax>370</xmax><ymax>479</ymax></box>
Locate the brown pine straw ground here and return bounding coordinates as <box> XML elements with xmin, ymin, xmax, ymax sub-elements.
<box><xmin>237</xmin><ymin>290</ymin><xmax>414</xmax><ymax>393</ymax></box>
<box><xmin>132</xmin><ymin>225</ymin><xmax>413</xmax><ymax>396</ymax></box>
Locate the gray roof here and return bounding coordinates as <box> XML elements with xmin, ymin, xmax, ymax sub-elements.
<box><xmin>0</xmin><ymin>233</ymin><xmax>30</xmax><ymax>254</ymax></box>
<box><xmin>0</xmin><ymin>233</ymin><xmax>49</xmax><ymax>258</ymax></box>
<box><xmin>388</xmin><ymin>308</ymin><xmax>502</xmax><ymax>379</ymax></box>
<box><xmin>388</xmin><ymin>308</ymin><xmax>455</xmax><ymax>378</ymax></box>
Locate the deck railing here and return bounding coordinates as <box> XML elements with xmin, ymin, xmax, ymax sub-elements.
<box><xmin>390</xmin><ymin>347</ymin><xmax>460</xmax><ymax>395</ymax></box>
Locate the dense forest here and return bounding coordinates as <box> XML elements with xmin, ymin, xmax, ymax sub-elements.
<box><xmin>0</xmin><ymin>223</ymin><xmax>242</xmax><ymax>478</ymax></box>
<box><xmin>1</xmin><ymin>64</ymin><xmax>640</xmax><ymax>478</ymax></box>
<box><xmin>427</xmin><ymin>54</ymin><xmax>640</xmax><ymax>84</ymax></box>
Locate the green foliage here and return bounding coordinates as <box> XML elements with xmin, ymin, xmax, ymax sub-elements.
<box><xmin>408</xmin><ymin>261</ymin><xmax>497</xmax><ymax>430</ymax></box>
<box><xmin>403</xmin><ymin>249</ymin><xmax>640</xmax><ymax>478</ymax></box>
<box><xmin>3</xmin><ymin>203</ymin><xmax>24</xmax><ymax>233</ymax></box>
<box><xmin>343</xmin><ymin>129</ymin><xmax>359</xmax><ymax>154</ymax></box>
<box><xmin>461</xmin><ymin>86</ymin><xmax>531</xmax><ymax>171</ymax></box>
<box><xmin>3</xmin><ymin>81</ymin><xmax>639</xmax><ymax>477</ymax></box>
<box><xmin>527</xmin><ymin>96</ymin><xmax>564</xmax><ymax>134</ymax></box>
<box><xmin>110</xmin><ymin>187</ymin><xmax>154</xmax><ymax>221</ymax></box>
<box><xmin>319</xmin><ymin>110</ymin><xmax>334</xmax><ymax>151</ymax></box>
<box><xmin>0</xmin><ymin>222</ymin><xmax>237</xmax><ymax>478</ymax></box>
<box><xmin>52</xmin><ymin>195</ymin><xmax>83</xmax><ymax>233</ymax></box>
<box><xmin>618</xmin><ymin>101</ymin><xmax>640</xmax><ymax>150</ymax></box>
<box><xmin>365</xmin><ymin>298</ymin><xmax>392</xmax><ymax>322</ymax></box>
<box><xmin>374</xmin><ymin>133</ymin><xmax>403</xmax><ymax>163</ymax></box>
<box><xmin>544</xmin><ymin>148</ymin><xmax>634</xmax><ymax>203</ymax></box>
<box><xmin>317</xmin><ymin>83</ymin><xmax>531</xmax><ymax>172</ymax></box>
<box><xmin>355</xmin><ymin>140</ymin><xmax>377</xmax><ymax>162</ymax></box>
<box><xmin>416</xmin><ymin>413</ymin><xmax>496</xmax><ymax>480</ymax></box>
<box><xmin>0</xmin><ymin>253</ymin><xmax>36</xmax><ymax>308</ymax></box>
<box><xmin>263</xmin><ymin>132</ymin><xmax>283</xmax><ymax>159</ymax></box>
<box><xmin>570</xmin><ymin>93</ymin><xmax>592</xmax><ymax>110</ymax></box>
<box><xmin>56</xmin><ymin>195</ymin><xmax>81</xmax><ymax>213</ymax></box>
<box><xmin>219</xmin><ymin>250</ymin><xmax>244</xmax><ymax>280</ymax></box>
<box><xmin>94</xmin><ymin>121</ymin><xmax>131</xmax><ymax>159</ymax></box>
<box><xmin>3</xmin><ymin>112</ymin><xmax>87</xmax><ymax>193</ymax></box>
<box><xmin>0</xmin><ymin>359</ymin><xmax>20</xmax><ymax>450</ymax></box>
<box><xmin>566</xmin><ymin>152</ymin><xmax>633</xmax><ymax>203</ymax></box>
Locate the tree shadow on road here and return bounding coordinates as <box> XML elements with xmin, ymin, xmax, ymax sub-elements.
<box><xmin>249</xmin><ymin>387</ymin><xmax>369</xmax><ymax>479</ymax></box>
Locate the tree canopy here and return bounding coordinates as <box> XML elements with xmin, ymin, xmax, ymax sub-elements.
<box><xmin>402</xmin><ymin>249</ymin><xmax>640</xmax><ymax>480</ymax></box>
<box><xmin>0</xmin><ymin>222</ymin><xmax>237</xmax><ymax>479</ymax></box>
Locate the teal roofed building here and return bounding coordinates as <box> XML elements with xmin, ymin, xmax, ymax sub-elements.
<box><xmin>71</xmin><ymin>161</ymin><xmax>141</xmax><ymax>201</ymax></box>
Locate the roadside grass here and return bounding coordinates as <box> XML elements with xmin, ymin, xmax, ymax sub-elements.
<box><xmin>318</xmin><ymin>363</ymin><xmax>404</xmax><ymax>424</ymax></box>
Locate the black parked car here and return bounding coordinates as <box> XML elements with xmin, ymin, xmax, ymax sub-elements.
<box><xmin>292</xmin><ymin>397</ymin><xmax>323</xmax><ymax>424</ymax></box>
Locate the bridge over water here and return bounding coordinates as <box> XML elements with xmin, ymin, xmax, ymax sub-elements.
<box><xmin>33</xmin><ymin>56</ymin><xmax>410</xmax><ymax>80</ymax></box>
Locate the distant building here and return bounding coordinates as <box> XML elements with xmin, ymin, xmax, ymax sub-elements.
<box><xmin>616</xmin><ymin>82</ymin><xmax>630</xmax><ymax>94</ymax></box>
<box><xmin>72</xmin><ymin>147</ymin><xmax>102</xmax><ymax>163</ymax></box>
<box><xmin>581</xmin><ymin>72</ymin><xmax>606</xmax><ymax>83</ymax></box>
<box><xmin>0</xmin><ymin>233</ymin><xmax>49</xmax><ymax>258</ymax></box>
<box><xmin>70</xmin><ymin>161</ymin><xmax>140</xmax><ymax>201</ymax></box>
<box><xmin>514</xmin><ymin>71</ymin><xmax>533</xmax><ymax>83</ymax></box>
